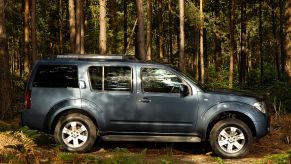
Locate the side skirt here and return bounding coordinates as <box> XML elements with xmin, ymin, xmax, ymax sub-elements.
<box><xmin>101</xmin><ymin>135</ymin><xmax>201</xmax><ymax>143</ymax></box>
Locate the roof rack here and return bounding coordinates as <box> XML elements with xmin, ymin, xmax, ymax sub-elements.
<box><xmin>56</xmin><ymin>54</ymin><xmax>137</xmax><ymax>61</ymax></box>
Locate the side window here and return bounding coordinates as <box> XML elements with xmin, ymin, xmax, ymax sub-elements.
<box><xmin>141</xmin><ymin>68</ymin><xmax>182</xmax><ymax>93</ymax></box>
<box><xmin>88</xmin><ymin>67</ymin><xmax>102</xmax><ymax>90</ymax></box>
<box><xmin>89</xmin><ymin>66</ymin><xmax>132</xmax><ymax>92</ymax></box>
<box><xmin>33</xmin><ymin>65</ymin><xmax>78</xmax><ymax>88</ymax></box>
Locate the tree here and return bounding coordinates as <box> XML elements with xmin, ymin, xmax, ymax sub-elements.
<box><xmin>158</xmin><ymin>0</ymin><xmax>164</xmax><ymax>59</ymax></box>
<box><xmin>135</xmin><ymin>0</ymin><xmax>146</xmax><ymax>60</ymax></box>
<box><xmin>123</xmin><ymin>0</ymin><xmax>128</xmax><ymax>54</ymax></box>
<box><xmin>259</xmin><ymin>0</ymin><xmax>263</xmax><ymax>85</ymax></box>
<box><xmin>24</xmin><ymin>0</ymin><xmax>30</xmax><ymax>75</ymax></box>
<box><xmin>214</xmin><ymin>0</ymin><xmax>222</xmax><ymax>72</ymax></box>
<box><xmin>31</xmin><ymin>0</ymin><xmax>36</xmax><ymax>63</ymax></box>
<box><xmin>229</xmin><ymin>0</ymin><xmax>236</xmax><ymax>88</ymax></box>
<box><xmin>200</xmin><ymin>0</ymin><xmax>204</xmax><ymax>84</ymax></box>
<box><xmin>75</xmin><ymin>0</ymin><xmax>82</xmax><ymax>54</ymax></box>
<box><xmin>69</xmin><ymin>0</ymin><xmax>76</xmax><ymax>53</ymax></box>
<box><xmin>99</xmin><ymin>0</ymin><xmax>107</xmax><ymax>55</ymax></box>
<box><xmin>239</xmin><ymin>0</ymin><xmax>247</xmax><ymax>85</ymax></box>
<box><xmin>284</xmin><ymin>0</ymin><xmax>291</xmax><ymax>82</ymax></box>
<box><xmin>146</xmin><ymin>0</ymin><xmax>152</xmax><ymax>60</ymax></box>
<box><xmin>179</xmin><ymin>0</ymin><xmax>185</xmax><ymax>71</ymax></box>
<box><xmin>0</xmin><ymin>0</ymin><xmax>12</xmax><ymax>119</ymax></box>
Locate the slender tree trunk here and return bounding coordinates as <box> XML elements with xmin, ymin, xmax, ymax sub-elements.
<box><xmin>279</xmin><ymin>0</ymin><xmax>285</xmax><ymax>80</ymax></box>
<box><xmin>229</xmin><ymin>0</ymin><xmax>236</xmax><ymax>88</ymax></box>
<box><xmin>24</xmin><ymin>0</ymin><xmax>30</xmax><ymax>75</ymax></box>
<box><xmin>168</xmin><ymin>1</ymin><xmax>173</xmax><ymax>63</ymax></box>
<box><xmin>214</xmin><ymin>0</ymin><xmax>222</xmax><ymax>71</ymax></box>
<box><xmin>59</xmin><ymin>0</ymin><xmax>64</xmax><ymax>54</ymax></box>
<box><xmin>259</xmin><ymin>0</ymin><xmax>264</xmax><ymax>85</ymax></box>
<box><xmin>75</xmin><ymin>0</ymin><xmax>82</xmax><ymax>54</ymax></box>
<box><xmin>31</xmin><ymin>0</ymin><xmax>36</xmax><ymax>63</ymax></box>
<box><xmin>239</xmin><ymin>0</ymin><xmax>246</xmax><ymax>86</ymax></box>
<box><xmin>99</xmin><ymin>0</ymin><xmax>107</xmax><ymax>55</ymax></box>
<box><xmin>272</xmin><ymin>0</ymin><xmax>280</xmax><ymax>80</ymax></box>
<box><xmin>123</xmin><ymin>0</ymin><xmax>128</xmax><ymax>54</ymax></box>
<box><xmin>108</xmin><ymin>0</ymin><xmax>118</xmax><ymax>53</ymax></box>
<box><xmin>135</xmin><ymin>0</ymin><xmax>146</xmax><ymax>60</ymax></box>
<box><xmin>69</xmin><ymin>0</ymin><xmax>76</xmax><ymax>53</ymax></box>
<box><xmin>200</xmin><ymin>0</ymin><xmax>204</xmax><ymax>84</ymax></box>
<box><xmin>0</xmin><ymin>0</ymin><xmax>12</xmax><ymax>119</ymax></box>
<box><xmin>179</xmin><ymin>0</ymin><xmax>185</xmax><ymax>71</ymax></box>
<box><xmin>284</xmin><ymin>0</ymin><xmax>291</xmax><ymax>82</ymax></box>
<box><xmin>146</xmin><ymin>0</ymin><xmax>152</xmax><ymax>60</ymax></box>
<box><xmin>158</xmin><ymin>0</ymin><xmax>164</xmax><ymax>59</ymax></box>
<box><xmin>80</xmin><ymin>0</ymin><xmax>85</xmax><ymax>54</ymax></box>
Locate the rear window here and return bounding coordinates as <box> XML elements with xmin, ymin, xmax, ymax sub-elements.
<box><xmin>32</xmin><ymin>65</ymin><xmax>78</xmax><ymax>88</ymax></box>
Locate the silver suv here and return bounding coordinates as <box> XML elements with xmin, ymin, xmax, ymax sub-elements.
<box><xmin>21</xmin><ymin>55</ymin><xmax>270</xmax><ymax>158</ymax></box>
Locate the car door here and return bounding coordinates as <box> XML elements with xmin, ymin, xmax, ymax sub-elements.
<box><xmin>80</xmin><ymin>63</ymin><xmax>138</xmax><ymax>132</ymax></box>
<box><xmin>133</xmin><ymin>65</ymin><xmax>199</xmax><ymax>134</ymax></box>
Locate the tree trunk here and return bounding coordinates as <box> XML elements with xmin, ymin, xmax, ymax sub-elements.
<box><xmin>239</xmin><ymin>0</ymin><xmax>246</xmax><ymax>86</ymax></box>
<box><xmin>272</xmin><ymin>0</ymin><xmax>280</xmax><ymax>80</ymax></box>
<box><xmin>80</xmin><ymin>0</ymin><xmax>85</xmax><ymax>54</ymax></box>
<box><xmin>284</xmin><ymin>0</ymin><xmax>291</xmax><ymax>82</ymax></box>
<box><xmin>69</xmin><ymin>0</ymin><xmax>76</xmax><ymax>53</ymax></box>
<box><xmin>0</xmin><ymin>0</ymin><xmax>12</xmax><ymax>119</ymax></box>
<box><xmin>135</xmin><ymin>0</ymin><xmax>146</xmax><ymax>60</ymax></box>
<box><xmin>179</xmin><ymin>0</ymin><xmax>185</xmax><ymax>71</ymax></box>
<box><xmin>109</xmin><ymin>0</ymin><xmax>118</xmax><ymax>53</ymax></box>
<box><xmin>59</xmin><ymin>0</ymin><xmax>64</xmax><ymax>54</ymax></box>
<box><xmin>229</xmin><ymin>0</ymin><xmax>236</xmax><ymax>88</ymax></box>
<box><xmin>279</xmin><ymin>0</ymin><xmax>285</xmax><ymax>80</ymax></box>
<box><xmin>146</xmin><ymin>0</ymin><xmax>152</xmax><ymax>60</ymax></box>
<box><xmin>158</xmin><ymin>0</ymin><xmax>164</xmax><ymax>60</ymax></box>
<box><xmin>214</xmin><ymin>0</ymin><xmax>222</xmax><ymax>71</ymax></box>
<box><xmin>75</xmin><ymin>0</ymin><xmax>82</xmax><ymax>54</ymax></box>
<box><xmin>259</xmin><ymin>0</ymin><xmax>264</xmax><ymax>85</ymax></box>
<box><xmin>24</xmin><ymin>0</ymin><xmax>30</xmax><ymax>75</ymax></box>
<box><xmin>99</xmin><ymin>0</ymin><xmax>107</xmax><ymax>55</ymax></box>
<box><xmin>200</xmin><ymin>0</ymin><xmax>204</xmax><ymax>84</ymax></box>
<box><xmin>123</xmin><ymin>0</ymin><xmax>128</xmax><ymax>54</ymax></box>
<box><xmin>31</xmin><ymin>0</ymin><xmax>36</xmax><ymax>63</ymax></box>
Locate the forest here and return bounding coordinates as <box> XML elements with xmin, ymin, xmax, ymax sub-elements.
<box><xmin>0</xmin><ymin>0</ymin><xmax>290</xmax><ymax>162</ymax></box>
<box><xmin>0</xmin><ymin>0</ymin><xmax>290</xmax><ymax>117</ymax></box>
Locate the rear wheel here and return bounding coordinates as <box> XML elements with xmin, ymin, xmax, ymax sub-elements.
<box><xmin>209</xmin><ymin>119</ymin><xmax>253</xmax><ymax>158</ymax></box>
<box><xmin>54</xmin><ymin>113</ymin><xmax>97</xmax><ymax>152</ymax></box>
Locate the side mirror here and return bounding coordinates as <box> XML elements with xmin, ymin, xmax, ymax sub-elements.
<box><xmin>179</xmin><ymin>84</ymin><xmax>189</xmax><ymax>98</ymax></box>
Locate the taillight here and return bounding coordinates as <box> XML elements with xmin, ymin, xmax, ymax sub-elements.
<box><xmin>25</xmin><ymin>89</ymin><xmax>31</xmax><ymax>109</ymax></box>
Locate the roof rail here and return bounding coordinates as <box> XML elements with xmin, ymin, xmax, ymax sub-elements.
<box><xmin>56</xmin><ymin>54</ymin><xmax>137</xmax><ymax>60</ymax></box>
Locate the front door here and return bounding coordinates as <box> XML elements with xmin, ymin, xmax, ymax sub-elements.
<box><xmin>134</xmin><ymin>66</ymin><xmax>198</xmax><ymax>134</ymax></box>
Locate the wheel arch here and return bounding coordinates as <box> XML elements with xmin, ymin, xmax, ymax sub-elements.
<box><xmin>205</xmin><ymin>111</ymin><xmax>256</xmax><ymax>140</ymax></box>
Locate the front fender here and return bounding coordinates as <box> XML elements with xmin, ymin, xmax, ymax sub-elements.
<box><xmin>196</xmin><ymin>101</ymin><xmax>264</xmax><ymax>139</ymax></box>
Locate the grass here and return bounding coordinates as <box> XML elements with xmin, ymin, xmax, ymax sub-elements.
<box><xmin>263</xmin><ymin>150</ymin><xmax>291</xmax><ymax>164</ymax></box>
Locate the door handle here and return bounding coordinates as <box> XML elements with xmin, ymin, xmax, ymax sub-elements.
<box><xmin>139</xmin><ymin>97</ymin><xmax>151</xmax><ymax>103</ymax></box>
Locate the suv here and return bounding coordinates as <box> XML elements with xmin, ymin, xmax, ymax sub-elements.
<box><xmin>21</xmin><ymin>55</ymin><xmax>270</xmax><ymax>158</ymax></box>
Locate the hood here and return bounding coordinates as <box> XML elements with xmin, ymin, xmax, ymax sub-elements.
<box><xmin>205</xmin><ymin>88</ymin><xmax>264</xmax><ymax>101</ymax></box>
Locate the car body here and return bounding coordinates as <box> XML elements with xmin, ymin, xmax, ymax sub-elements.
<box><xmin>21</xmin><ymin>55</ymin><xmax>270</xmax><ymax>158</ymax></box>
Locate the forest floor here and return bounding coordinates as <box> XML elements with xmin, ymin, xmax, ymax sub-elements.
<box><xmin>0</xmin><ymin>114</ymin><xmax>290</xmax><ymax>163</ymax></box>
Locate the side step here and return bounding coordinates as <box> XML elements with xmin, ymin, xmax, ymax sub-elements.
<box><xmin>101</xmin><ymin>135</ymin><xmax>201</xmax><ymax>143</ymax></box>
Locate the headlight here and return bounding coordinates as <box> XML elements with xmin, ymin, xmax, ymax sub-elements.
<box><xmin>253</xmin><ymin>102</ymin><xmax>266</xmax><ymax>113</ymax></box>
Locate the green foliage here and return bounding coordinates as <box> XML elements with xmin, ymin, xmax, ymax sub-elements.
<box><xmin>18</xmin><ymin>126</ymin><xmax>41</xmax><ymax>140</ymax></box>
<box><xmin>206</xmin><ymin>66</ymin><xmax>230</xmax><ymax>88</ymax></box>
<box><xmin>264</xmin><ymin>150</ymin><xmax>291</xmax><ymax>164</ymax></box>
<box><xmin>213</xmin><ymin>157</ymin><xmax>225</xmax><ymax>164</ymax></box>
<box><xmin>109</xmin><ymin>147</ymin><xmax>146</xmax><ymax>164</ymax></box>
<box><xmin>57</xmin><ymin>152</ymin><xmax>78</xmax><ymax>163</ymax></box>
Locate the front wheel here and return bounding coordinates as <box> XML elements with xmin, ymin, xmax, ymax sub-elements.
<box><xmin>54</xmin><ymin>113</ymin><xmax>97</xmax><ymax>152</ymax></box>
<box><xmin>209</xmin><ymin>119</ymin><xmax>253</xmax><ymax>158</ymax></box>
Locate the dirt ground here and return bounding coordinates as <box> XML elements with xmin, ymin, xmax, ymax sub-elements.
<box><xmin>0</xmin><ymin>114</ymin><xmax>290</xmax><ymax>163</ymax></box>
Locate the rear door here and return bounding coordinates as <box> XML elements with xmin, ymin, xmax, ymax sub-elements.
<box><xmin>80</xmin><ymin>63</ymin><xmax>137</xmax><ymax>132</ymax></box>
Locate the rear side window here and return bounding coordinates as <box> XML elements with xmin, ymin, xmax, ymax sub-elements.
<box><xmin>89</xmin><ymin>66</ymin><xmax>132</xmax><ymax>92</ymax></box>
<box><xmin>32</xmin><ymin>65</ymin><xmax>78</xmax><ymax>88</ymax></box>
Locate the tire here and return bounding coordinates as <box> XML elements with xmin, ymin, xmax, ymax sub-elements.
<box><xmin>209</xmin><ymin>118</ymin><xmax>253</xmax><ymax>159</ymax></box>
<box><xmin>54</xmin><ymin>113</ymin><xmax>97</xmax><ymax>152</ymax></box>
